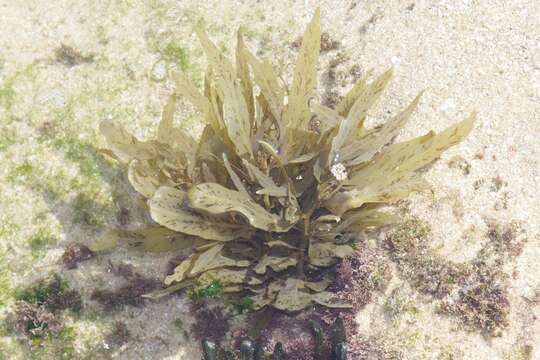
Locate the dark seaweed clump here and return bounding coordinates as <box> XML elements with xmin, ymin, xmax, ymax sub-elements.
<box><xmin>9</xmin><ymin>274</ymin><xmax>81</xmax><ymax>338</ymax></box>
<box><xmin>291</xmin><ymin>32</ymin><xmax>340</xmax><ymax>52</ymax></box>
<box><xmin>190</xmin><ymin>301</ymin><xmax>231</xmax><ymax>343</ymax></box>
<box><xmin>105</xmin><ymin>321</ymin><xmax>130</xmax><ymax>348</ymax></box>
<box><xmin>91</xmin><ymin>262</ymin><xmax>161</xmax><ymax>310</ymax></box>
<box><xmin>54</xmin><ymin>44</ymin><xmax>94</xmax><ymax>67</ymax></box>
<box><xmin>61</xmin><ymin>243</ymin><xmax>95</xmax><ymax>269</ymax></box>
<box><xmin>14</xmin><ymin>274</ymin><xmax>82</xmax><ymax>313</ymax></box>
<box><xmin>332</xmin><ymin>247</ymin><xmax>390</xmax><ymax>311</ymax></box>
<box><xmin>12</xmin><ymin>301</ymin><xmax>64</xmax><ymax>338</ymax></box>
<box><xmin>386</xmin><ymin>218</ymin><xmax>525</xmax><ymax>336</ymax></box>
<box><xmin>316</xmin><ymin>246</ymin><xmax>395</xmax><ymax>359</ymax></box>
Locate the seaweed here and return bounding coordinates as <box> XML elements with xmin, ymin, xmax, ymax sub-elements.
<box><xmin>386</xmin><ymin>218</ymin><xmax>524</xmax><ymax>336</ymax></box>
<box><xmin>162</xmin><ymin>42</ymin><xmax>190</xmax><ymax>70</ymax></box>
<box><xmin>61</xmin><ymin>244</ymin><xmax>95</xmax><ymax>269</ymax></box>
<box><xmin>11</xmin><ymin>301</ymin><xmax>63</xmax><ymax>338</ymax></box>
<box><xmin>190</xmin><ymin>303</ymin><xmax>231</xmax><ymax>343</ymax></box>
<box><xmin>292</xmin><ymin>32</ymin><xmax>340</xmax><ymax>52</ymax></box>
<box><xmin>447</xmin><ymin>155</ymin><xmax>471</xmax><ymax>175</ymax></box>
<box><xmin>105</xmin><ymin>321</ymin><xmax>130</xmax><ymax>348</ymax></box>
<box><xmin>98</xmin><ymin>8</ymin><xmax>475</xmax><ymax>312</ymax></box>
<box><xmin>8</xmin><ymin>274</ymin><xmax>81</xmax><ymax>345</ymax></box>
<box><xmin>332</xmin><ymin>247</ymin><xmax>390</xmax><ymax>311</ymax></box>
<box><xmin>28</xmin><ymin>228</ymin><xmax>56</xmax><ymax>260</ymax></box>
<box><xmin>54</xmin><ymin>44</ymin><xmax>94</xmax><ymax>67</ymax></box>
<box><xmin>190</xmin><ymin>280</ymin><xmax>225</xmax><ymax>301</ymax></box>
<box><xmin>91</xmin><ymin>263</ymin><xmax>161</xmax><ymax>310</ymax></box>
<box><xmin>439</xmin><ymin>261</ymin><xmax>510</xmax><ymax>336</ymax></box>
<box><xmin>320</xmin><ymin>32</ymin><xmax>341</xmax><ymax>52</ymax></box>
<box><xmin>14</xmin><ymin>274</ymin><xmax>82</xmax><ymax>313</ymax></box>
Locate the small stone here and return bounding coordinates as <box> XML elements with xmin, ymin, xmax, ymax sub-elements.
<box><xmin>521</xmin><ymin>285</ymin><xmax>535</xmax><ymax>300</ymax></box>
<box><xmin>37</xmin><ymin>88</ymin><xmax>68</xmax><ymax>107</ymax></box>
<box><xmin>151</xmin><ymin>60</ymin><xmax>168</xmax><ymax>81</ymax></box>
<box><xmin>439</xmin><ymin>98</ymin><xmax>456</xmax><ymax>113</ymax></box>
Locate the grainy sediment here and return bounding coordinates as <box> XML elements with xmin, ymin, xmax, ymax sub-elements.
<box><xmin>0</xmin><ymin>1</ymin><xmax>538</xmax><ymax>359</ymax></box>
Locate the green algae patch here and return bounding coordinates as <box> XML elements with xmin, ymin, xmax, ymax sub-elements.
<box><xmin>53</xmin><ymin>136</ymin><xmax>105</xmax><ymax>179</ymax></box>
<box><xmin>0</xmin><ymin>65</ymin><xmax>36</xmax><ymax>112</ymax></box>
<box><xmin>14</xmin><ymin>274</ymin><xmax>82</xmax><ymax>313</ymax></box>
<box><xmin>505</xmin><ymin>344</ymin><xmax>534</xmax><ymax>360</ymax></box>
<box><xmin>7</xmin><ymin>162</ymin><xmax>35</xmax><ymax>183</ymax></box>
<box><xmin>6</xmin><ymin>125</ymin><xmax>117</xmax><ymax>229</ymax></box>
<box><xmin>16</xmin><ymin>325</ymin><xmax>76</xmax><ymax>360</ymax></box>
<box><xmin>0</xmin><ymin>221</ymin><xmax>20</xmax><ymax>240</ymax></box>
<box><xmin>28</xmin><ymin>228</ymin><xmax>57</xmax><ymax>260</ymax></box>
<box><xmin>0</xmin><ymin>126</ymin><xmax>17</xmax><ymax>151</ymax></box>
<box><xmin>72</xmin><ymin>192</ymin><xmax>109</xmax><ymax>226</ymax></box>
<box><xmin>0</xmin><ymin>79</ymin><xmax>17</xmax><ymax>111</ymax></box>
<box><xmin>162</xmin><ymin>42</ymin><xmax>190</xmax><ymax>70</ymax></box>
<box><xmin>6</xmin><ymin>155</ymin><xmax>114</xmax><ymax>227</ymax></box>
<box><xmin>0</xmin><ymin>252</ymin><xmax>14</xmax><ymax>306</ymax></box>
<box><xmin>189</xmin><ymin>280</ymin><xmax>225</xmax><ymax>301</ymax></box>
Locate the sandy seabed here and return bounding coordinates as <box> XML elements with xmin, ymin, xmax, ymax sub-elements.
<box><xmin>0</xmin><ymin>0</ymin><xmax>539</xmax><ymax>359</ymax></box>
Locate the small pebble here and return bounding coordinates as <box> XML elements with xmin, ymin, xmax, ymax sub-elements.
<box><xmin>36</xmin><ymin>88</ymin><xmax>67</xmax><ymax>107</ymax></box>
<box><xmin>151</xmin><ymin>60</ymin><xmax>168</xmax><ymax>82</ymax></box>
